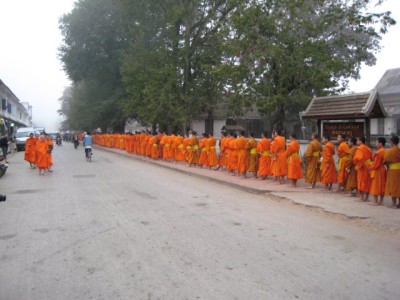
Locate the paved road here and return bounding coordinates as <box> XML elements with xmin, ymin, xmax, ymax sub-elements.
<box><xmin>1</xmin><ymin>143</ymin><xmax>399</xmax><ymax>300</ymax></box>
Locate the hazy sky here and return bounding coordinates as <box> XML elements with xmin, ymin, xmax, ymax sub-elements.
<box><xmin>0</xmin><ymin>0</ymin><xmax>399</xmax><ymax>133</ymax></box>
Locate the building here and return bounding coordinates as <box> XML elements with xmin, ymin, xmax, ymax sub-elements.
<box><xmin>373</xmin><ymin>68</ymin><xmax>400</xmax><ymax>137</ymax></box>
<box><xmin>0</xmin><ymin>79</ymin><xmax>32</xmax><ymax>138</ymax></box>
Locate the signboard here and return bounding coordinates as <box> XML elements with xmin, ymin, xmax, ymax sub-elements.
<box><xmin>323</xmin><ymin>122</ymin><xmax>364</xmax><ymax>139</ymax></box>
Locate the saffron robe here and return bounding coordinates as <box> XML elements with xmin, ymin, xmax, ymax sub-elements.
<box><xmin>285</xmin><ymin>140</ymin><xmax>303</xmax><ymax>180</ymax></box>
<box><xmin>353</xmin><ymin>144</ymin><xmax>372</xmax><ymax>193</ymax></box>
<box><xmin>272</xmin><ymin>135</ymin><xmax>286</xmax><ymax>176</ymax></box>
<box><xmin>257</xmin><ymin>138</ymin><xmax>271</xmax><ymax>176</ymax></box>
<box><xmin>236</xmin><ymin>136</ymin><xmax>248</xmax><ymax>174</ymax></box>
<box><xmin>304</xmin><ymin>140</ymin><xmax>321</xmax><ymax>183</ymax></box>
<box><xmin>207</xmin><ymin>137</ymin><xmax>218</xmax><ymax>167</ymax></box>
<box><xmin>24</xmin><ymin>137</ymin><xmax>37</xmax><ymax>163</ymax></box>
<box><xmin>384</xmin><ymin>146</ymin><xmax>400</xmax><ymax>197</ymax></box>
<box><xmin>345</xmin><ymin>147</ymin><xmax>358</xmax><ymax>191</ymax></box>
<box><xmin>369</xmin><ymin>148</ymin><xmax>386</xmax><ymax>196</ymax></box>
<box><xmin>337</xmin><ymin>141</ymin><xmax>350</xmax><ymax>184</ymax></box>
<box><xmin>246</xmin><ymin>138</ymin><xmax>258</xmax><ymax>173</ymax></box>
<box><xmin>321</xmin><ymin>141</ymin><xmax>337</xmax><ymax>184</ymax></box>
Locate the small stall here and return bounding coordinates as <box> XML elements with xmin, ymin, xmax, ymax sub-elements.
<box><xmin>302</xmin><ymin>90</ymin><xmax>387</xmax><ymax>144</ymax></box>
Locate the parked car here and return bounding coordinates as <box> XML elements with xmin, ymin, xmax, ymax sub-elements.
<box><xmin>15</xmin><ymin>127</ymin><xmax>35</xmax><ymax>151</ymax></box>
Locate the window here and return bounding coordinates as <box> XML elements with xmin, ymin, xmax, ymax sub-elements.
<box><xmin>377</xmin><ymin>118</ymin><xmax>384</xmax><ymax>135</ymax></box>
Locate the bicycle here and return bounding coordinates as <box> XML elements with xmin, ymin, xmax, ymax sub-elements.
<box><xmin>85</xmin><ymin>148</ymin><xmax>92</xmax><ymax>162</ymax></box>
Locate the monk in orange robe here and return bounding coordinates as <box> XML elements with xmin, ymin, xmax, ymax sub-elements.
<box><xmin>321</xmin><ymin>135</ymin><xmax>337</xmax><ymax>190</ymax></box>
<box><xmin>272</xmin><ymin>130</ymin><xmax>286</xmax><ymax>184</ymax></box>
<box><xmin>168</xmin><ymin>133</ymin><xmax>176</xmax><ymax>162</ymax></box>
<box><xmin>145</xmin><ymin>134</ymin><xmax>152</xmax><ymax>157</ymax></box>
<box><xmin>354</xmin><ymin>136</ymin><xmax>372</xmax><ymax>201</ymax></box>
<box><xmin>369</xmin><ymin>137</ymin><xmax>387</xmax><ymax>205</ymax></box>
<box><xmin>245</xmin><ymin>132</ymin><xmax>258</xmax><ymax>178</ymax></box>
<box><xmin>174</xmin><ymin>133</ymin><xmax>185</xmax><ymax>162</ymax></box>
<box><xmin>336</xmin><ymin>134</ymin><xmax>349</xmax><ymax>192</ymax></box>
<box><xmin>225</xmin><ymin>133</ymin><xmax>234</xmax><ymax>173</ymax></box>
<box><xmin>257</xmin><ymin>132</ymin><xmax>271</xmax><ymax>179</ymax></box>
<box><xmin>183</xmin><ymin>134</ymin><xmax>191</xmax><ymax>162</ymax></box>
<box><xmin>304</xmin><ymin>133</ymin><xmax>321</xmax><ymax>189</ymax></box>
<box><xmin>216</xmin><ymin>132</ymin><xmax>228</xmax><ymax>170</ymax></box>
<box><xmin>188</xmin><ymin>131</ymin><xmax>200</xmax><ymax>166</ymax></box>
<box><xmin>198</xmin><ymin>133</ymin><xmax>209</xmax><ymax>167</ymax></box>
<box><xmin>24</xmin><ymin>133</ymin><xmax>37</xmax><ymax>168</ymax></box>
<box><xmin>161</xmin><ymin>134</ymin><xmax>171</xmax><ymax>161</ymax></box>
<box><xmin>228</xmin><ymin>133</ymin><xmax>238</xmax><ymax>175</ymax></box>
<box><xmin>236</xmin><ymin>131</ymin><xmax>248</xmax><ymax>178</ymax></box>
<box><xmin>285</xmin><ymin>133</ymin><xmax>303</xmax><ymax>187</ymax></box>
<box><xmin>207</xmin><ymin>133</ymin><xmax>218</xmax><ymax>168</ymax></box>
<box><xmin>45</xmin><ymin>134</ymin><xmax>54</xmax><ymax>172</ymax></box>
<box><xmin>345</xmin><ymin>137</ymin><xmax>358</xmax><ymax>196</ymax></box>
<box><xmin>35</xmin><ymin>134</ymin><xmax>48</xmax><ymax>175</ymax></box>
<box><xmin>384</xmin><ymin>136</ymin><xmax>400</xmax><ymax>208</ymax></box>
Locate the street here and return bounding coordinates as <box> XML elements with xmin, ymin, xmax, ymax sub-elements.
<box><xmin>1</xmin><ymin>143</ymin><xmax>400</xmax><ymax>300</ymax></box>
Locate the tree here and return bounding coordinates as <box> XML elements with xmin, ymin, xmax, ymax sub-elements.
<box><xmin>223</xmin><ymin>0</ymin><xmax>395</xmax><ymax>131</ymax></box>
<box><xmin>58</xmin><ymin>0</ymin><xmax>128</xmax><ymax>132</ymax></box>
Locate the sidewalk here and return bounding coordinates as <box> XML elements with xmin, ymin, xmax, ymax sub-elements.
<box><xmin>96</xmin><ymin>145</ymin><xmax>400</xmax><ymax>234</ymax></box>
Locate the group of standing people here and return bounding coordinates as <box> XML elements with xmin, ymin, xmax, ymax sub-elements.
<box><xmin>24</xmin><ymin>133</ymin><xmax>54</xmax><ymax>175</ymax></box>
<box><xmin>304</xmin><ymin>134</ymin><xmax>400</xmax><ymax>208</ymax></box>
<box><xmin>92</xmin><ymin>129</ymin><xmax>303</xmax><ymax>186</ymax></box>
<box><xmin>93</xmin><ymin>130</ymin><xmax>400</xmax><ymax>208</ymax></box>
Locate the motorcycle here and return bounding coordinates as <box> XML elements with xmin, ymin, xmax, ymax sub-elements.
<box><xmin>56</xmin><ymin>136</ymin><xmax>62</xmax><ymax>146</ymax></box>
<box><xmin>0</xmin><ymin>156</ymin><xmax>8</xmax><ymax>178</ymax></box>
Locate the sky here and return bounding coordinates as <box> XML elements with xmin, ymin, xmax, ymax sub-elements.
<box><xmin>0</xmin><ymin>0</ymin><xmax>399</xmax><ymax>133</ymax></box>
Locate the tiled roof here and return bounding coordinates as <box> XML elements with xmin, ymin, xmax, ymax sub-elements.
<box><xmin>303</xmin><ymin>90</ymin><xmax>387</xmax><ymax>120</ymax></box>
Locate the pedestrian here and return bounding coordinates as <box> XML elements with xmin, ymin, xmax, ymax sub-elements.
<box><xmin>304</xmin><ymin>133</ymin><xmax>321</xmax><ymax>189</ymax></box>
<box><xmin>369</xmin><ymin>137</ymin><xmax>386</xmax><ymax>206</ymax></box>
<box><xmin>336</xmin><ymin>134</ymin><xmax>349</xmax><ymax>192</ymax></box>
<box><xmin>257</xmin><ymin>131</ymin><xmax>271</xmax><ymax>180</ymax></box>
<box><xmin>354</xmin><ymin>136</ymin><xmax>372</xmax><ymax>202</ymax></box>
<box><xmin>285</xmin><ymin>133</ymin><xmax>303</xmax><ymax>187</ymax></box>
<box><xmin>384</xmin><ymin>136</ymin><xmax>400</xmax><ymax>208</ymax></box>
<box><xmin>0</xmin><ymin>133</ymin><xmax>9</xmax><ymax>162</ymax></box>
<box><xmin>321</xmin><ymin>135</ymin><xmax>337</xmax><ymax>191</ymax></box>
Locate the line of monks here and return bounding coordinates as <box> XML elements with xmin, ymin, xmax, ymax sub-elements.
<box><xmin>93</xmin><ymin>130</ymin><xmax>400</xmax><ymax>208</ymax></box>
<box><xmin>24</xmin><ymin>133</ymin><xmax>54</xmax><ymax>175</ymax></box>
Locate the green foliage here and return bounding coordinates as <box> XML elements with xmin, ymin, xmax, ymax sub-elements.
<box><xmin>58</xmin><ymin>0</ymin><xmax>395</xmax><ymax>133</ymax></box>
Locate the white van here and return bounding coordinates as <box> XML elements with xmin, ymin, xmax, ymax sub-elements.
<box><xmin>15</xmin><ymin>127</ymin><xmax>35</xmax><ymax>151</ymax></box>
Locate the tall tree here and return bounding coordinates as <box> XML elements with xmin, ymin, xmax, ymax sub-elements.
<box><xmin>224</xmin><ymin>0</ymin><xmax>395</xmax><ymax>131</ymax></box>
<box><xmin>58</xmin><ymin>0</ymin><xmax>128</xmax><ymax>132</ymax></box>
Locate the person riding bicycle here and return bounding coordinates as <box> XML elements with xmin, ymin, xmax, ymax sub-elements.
<box><xmin>82</xmin><ymin>131</ymin><xmax>93</xmax><ymax>158</ymax></box>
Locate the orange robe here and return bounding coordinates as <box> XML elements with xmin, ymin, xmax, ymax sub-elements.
<box><xmin>321</xmin><ymin>141</ymin><xmax>337</xmax><ymax>184</ymax></box>
<box><xmin>169</xmin><ymin>135</ymin><xmax>176</xmax><ymax>160</ymax></box>
<box><xmin>218</xmin><ymin>137</ymin><xmax>227</xmax><ymax>167</ymax></box>
<box><xmin>35</xmin><ymin>140</ymin><xmax>48</xmax><ymax>170</ymax></box>
<box><xmin>174</xmin><ymin>135</ymin><xmax>185</xmax><ymax>162</ymax></box>
<box><xmin>272</xmin><ymin>135</ymin><xmax>286</xmax><ymax>176</ymax></box>
<box><xmin>183</xmin><ymin>137</ymin><xmax>191</xmax><ymax>162</ymax></box>
<box><xmin>285</xmin><ymin>140</ymin><xmax>302</xmax><ymax>180</ymax></box>
<box><xmin>24</xmin><ymin>137</ymin><xmax>37</xmax><ymax>163</ymax></box>
<box><xmin>46</xmin><ymin>139</ymin><xmax>53</xmax><ymax>167</ymax></box>
<box><xmin>229</xmin><ymin>139</ymin><xmax>238</xmax><ymax>172</ymax></box>
<box><xmin>304</xmin><ymin>140</ymin><xmax>321</xmax><ymax>183</ymax></box>
<box><xmin>384</xmin><ymin>146</ymin><xmax>400</xmax><ymax>197</ymax></box>
<box><xmin>236</xmin><ymin>136</ymin><xmax>248</xmax><ymax>174</ymax></box>
<box><xmin>199</xmin><ymin>137</ymin><xmax>209</xmax><ymax>166</ymax></box>
<box><xmin>337</xmin><ymin>141</ymin><xmax>349</xmax><ymax>184</ymax></box>
<box><xmin>188</xmin><ymin>136</ymin><xmax>200</xmax><ymax>165</ymax></box>
<box><xmin>353</xmin><ymin>144</ymin><xmax>372</xmax><ymax>193</ymax></box>
<box><xmin>345</xmin><ymin>147</ymin><xmax>358</xmax><ymax>191</ymax></box>
<box><xmin>246</xmin><ymin>138</ymin><xmax>258</xmax><ymax>173</ymax></box>
<box><xmin>369</xmin><ymin>148</ymin><xmax>386</xmax><ymax>196</ymax></box>
<box><xmin>257</xmin><ymin>138</ymin><xmax>271</xmax><ymax>176</ymax></box>
<box><xmin>207</xmin><ymin>137</ymin><xmax>218</xmax><ymax>167</ymax></box>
